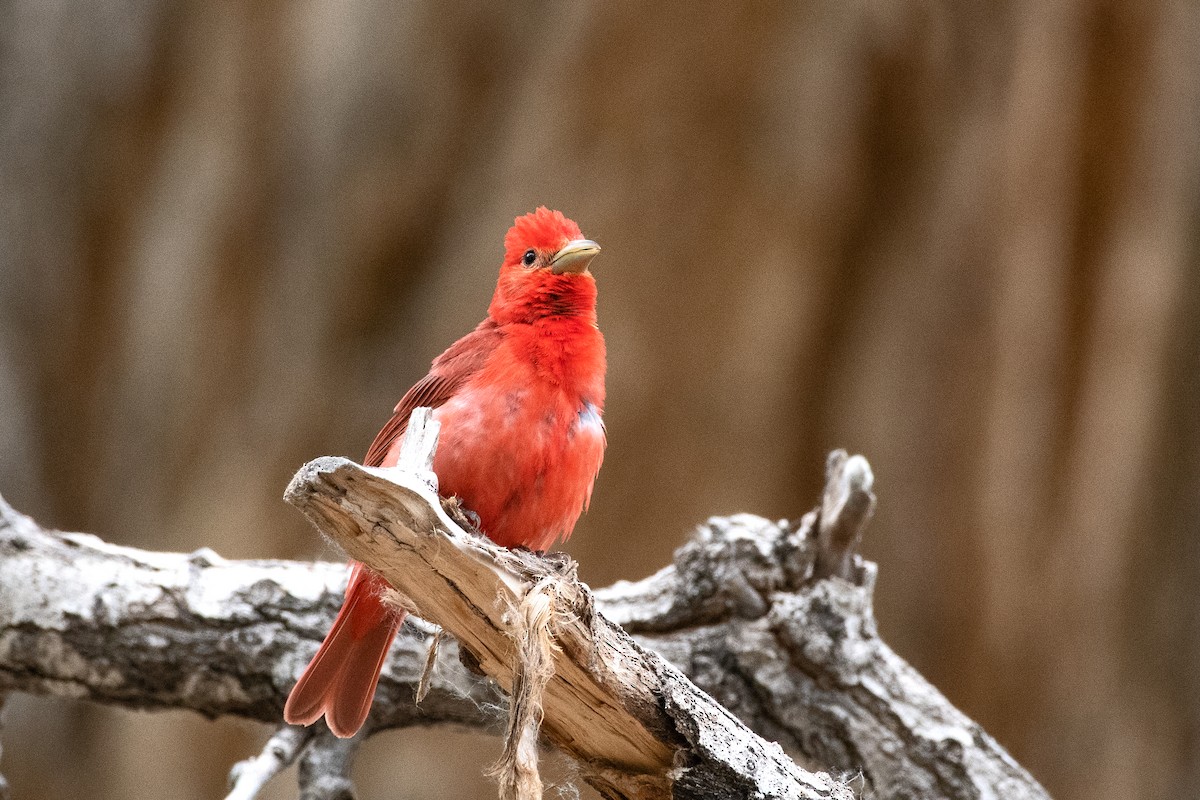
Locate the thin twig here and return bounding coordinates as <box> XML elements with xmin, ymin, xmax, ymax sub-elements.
<box><xmin>226</xmin><ymin>725</ymin><xmax>314</xmax><ymax>800</ymax></box>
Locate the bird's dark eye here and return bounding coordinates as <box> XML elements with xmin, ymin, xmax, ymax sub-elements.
<box><xmin>522</xmin><ymin>249</ymin><xmax>537</xmax><ymax>267</ymax></box>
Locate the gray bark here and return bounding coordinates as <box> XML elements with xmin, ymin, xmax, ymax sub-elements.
<box><xmin>0</xmin><ymin>443</ymin><xmax>1048</xmax><ymax>799</ymax></box>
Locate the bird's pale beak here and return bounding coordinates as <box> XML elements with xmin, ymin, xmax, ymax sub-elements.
<box><xmin>550</xmin><ymin>239</ymin><xmax>601</xmax><ymax>275</ymax></box>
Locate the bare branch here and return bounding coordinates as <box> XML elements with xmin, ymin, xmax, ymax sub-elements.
<box><xmin>596</xmin><ymin>508</ymin><xmax>1049</xmax><ymax>800</ymax></box>
<box><xmin>0</xmin><ymin>494</ymin><xmax>501</xmax><ymax>732</ymax></box>
<box><xmin>226</xmin><ymin>725</ymin><xmax>314</xmax><ymax>800</ymax></box>
<box><xmin>298</xmin><ymin>730</ymin><xmax>362</xmax><ymax>800</ymax></box>
<box><xmin>0</xmin><ymin>435</ymin><xmax>1048</xmax><ymax>800</ymax></box>
<box><xmin>286</xmin><ymin>451</ymin><xmax>849</xmax><ymax>798</ymax></box>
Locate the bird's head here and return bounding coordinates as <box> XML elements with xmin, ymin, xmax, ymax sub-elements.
<box><xmin>489</xmin><ymin>207</ymin><xmax>601</xmax><ymax>323</ymax></box>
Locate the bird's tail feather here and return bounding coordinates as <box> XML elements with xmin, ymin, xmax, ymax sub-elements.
<box><xmin>284</xmin><ymin>564</ymin><xmax>402</xmax><ymax>738</ymax></box>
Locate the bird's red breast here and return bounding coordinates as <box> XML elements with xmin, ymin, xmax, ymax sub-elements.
<box><xmin>374</xmin><ymin>206</ymin><xmax>606</xmax><ymax>549</ymax></box>
<box><xmin>428</xmin><ymin>314</ymin><xmax>605</xmax><ymax>551</ymax></box>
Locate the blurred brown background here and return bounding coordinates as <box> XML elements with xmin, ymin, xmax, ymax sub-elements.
<box><xmin>2</xmin><ymin>2</ymin><xmax>1198</xmax><ymax>799</ymax></box>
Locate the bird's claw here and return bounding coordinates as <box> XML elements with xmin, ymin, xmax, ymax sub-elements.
<box><xmin>529</xmin><ymin>549</ymin><xmax>577</xmax><ymax>579</ymax></box>
<box><xmin>441</xmin><ymin>497</ymin><xmax>483</xmax><ymax>533</ymax></box>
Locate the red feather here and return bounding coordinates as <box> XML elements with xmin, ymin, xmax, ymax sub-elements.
<box><xmin>284</xmin><ymin>208</ymin><xmax>606</xmax><ymax>737</ymax></box>
<box><xmin>362</xmin><ymin>319</ymin><xmax>502</xmax><ymax>468</ymax></box>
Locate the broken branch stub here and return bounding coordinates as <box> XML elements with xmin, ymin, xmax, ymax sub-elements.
<box><xmin>283</xmin><ymin>409</ymin><xmax>852</xmax><ymax>800</ymax></box>
<box><xmin>814</xmin><ymin>449</ymin><xmax>877</xmax><ymax>580</ymax></box>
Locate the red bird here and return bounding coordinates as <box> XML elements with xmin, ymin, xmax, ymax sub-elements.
<box><xmin>284</xmin><ymin>207</ymin><xmax>606</xmax><ymax>738</ymax></box>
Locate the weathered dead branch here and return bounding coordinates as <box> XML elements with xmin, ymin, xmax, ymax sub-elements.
<box><xmin>0</xmin><ymin>418</ymin><xmax>1048</xmax><ymax>799</ymax></box>
<box><xmin>284</xmin><ymin>409</ymin><xmax>850</xmax><ymax>799</ymax></box>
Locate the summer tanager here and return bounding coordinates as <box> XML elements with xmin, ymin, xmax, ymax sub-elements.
<box><xmin>284</xmin><ymin>207</ymin><xmax>606</xmax><ymax>738</ymax></box>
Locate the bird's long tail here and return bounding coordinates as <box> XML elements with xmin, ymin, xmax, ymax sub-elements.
<box><xmin>284</xmin><ymin>562</ymin><xmax>402</xmax><ymax>738</ymax></box>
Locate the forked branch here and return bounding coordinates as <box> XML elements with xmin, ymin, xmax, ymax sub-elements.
<box><xmin>0</xmin><ymin>413</ymin><xmax>1048</xmax><ymax>799</ymax></box>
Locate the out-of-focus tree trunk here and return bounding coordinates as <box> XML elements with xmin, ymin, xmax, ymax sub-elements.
<box><xmin>1</xmin><ymin>2</ymin><xmax>1197</xmax><ymax>799</ymax></box>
